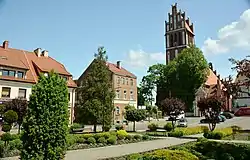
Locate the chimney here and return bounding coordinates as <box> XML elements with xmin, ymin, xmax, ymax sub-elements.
<box><xmin>42</xmin><ymin>50</ymin><xmax>49</xmax><ymax>57</ymax></box>
<box><xmin>117</xmin><ymin>61</ymin><xmax>121</xmax><ymax>69</ymax></box>
<box><xmin>34</xmin><ymin>48</ymin><xmax>42</xmax><ymax>57</ymax></box>
<box><xmin>3</xmin><ymin>41</ymin><xmax>9</xmax><ymax>49</ymax></box>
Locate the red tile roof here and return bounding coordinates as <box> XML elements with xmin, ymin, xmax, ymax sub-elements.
<box><xmin>107</xmin><ymin>62</ymin><xmax>136</xmax><ymax>78</ymax></box>
<box><xmin>0</xmin><ymin>43</ymin><xmax>77</xmax><ymax>88</ymax></box>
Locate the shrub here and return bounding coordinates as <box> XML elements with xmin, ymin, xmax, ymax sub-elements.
<box><xmin>70</xmin><ymin>123</ymin><xmax>83</xmax><ymax>130</ymax></box>
<box><xmin>82</xmin><ymin>134</ymin><xmax>93</xmax><ymax>139</ymax></box>
<box><xmin>168</xmin><ymin>130</ymin><xmax>184</xmax><ymax>137</ymax></box>
<box><xmin>107</xmin><ymin>135</ymin><xmax>117</xmax><ymax>145</ymax></box>
<box><xmin>201</xmin><ymin>126</ymin><xmax>209</xmax><ymax>133</ymax></box>
<box><xmin>98</xmin><ymin>137</ymin><xmax>107</xmax><ymax>144</ymax></box>
<box><xmin>76</xmin><ymin>137</ymin><xmax>85</xmax><ymax>144</ymax></box>
<box><xmin>117</xmin><ymin>130</ymin><xmax>128</xmax><ymax>140</ymax></box>
<box><xmin>66</xmin><ymin>134</ymin><xmax>78</xmax><ymax>147</ymax></box>
<box><xmin>11</xmin><ymin>139</ymin><xmax>22</xmax><ymax>150</ymax></box>
<box><xmin>148</xmin><ymin>123</ymin><xmax>158</xmax><ymax>132</ymax></box>
<box><xmin>231</xmin><ymin>125</ymin><xmax>242</xmax><ymax>131</ymax></box>
<box><xmin>99</xmin><ymin>132</ymin><xmax>110</xmax><ymax>139</ymax></box>
<box><xmin>110</xmin><ymin>131</ymin><xmax>117</xmax><ymax>136</ymax></box>
<box><xmin>103</xmin><ymin>125</ymin><xmax>111</xmax><ymax>132</ymax></box>
<box><xmin>11</xmin><ymin>134</ymin><xmax>20</xmax><ymax>140</ymax></box>
<box><xmin>142</xmin><ymin>149</ymin><xmax>199</xmax><ymax>160</ymax></box>
<box><xmin>2</xmin><ymin>123</ymin><xmax>12</xmax><ymax>132</ymax></box>
<box><xmin>1</xmin><ymin>133</ymin><xmax>12</xmax><ymax>144</ymax></box>
<box><xmin>203</xmin><ymin>127</ymin><xmax>233</xmax><ymax>140</ymax></box>
<box><xmin>133</xmin><ymin>134</ymin><xmax>142</xmax><ymax>140</ymax></box>
<box><xmin>164</xmin><ymin>123</ymin><xmax>173</xmax><ymax>132</ymax></box>
<box><xmin>87</xmin><ymin>137</ymin><xmax>96</xmax><ymax>144</ymax></box>
<box><xmin>142</xmin><ymin>134</ymin><xmax>150</xmax><ymax>140</ymax></box>
<box><xmin>197</xmin><ymin>137</ymin><xmax>208</xmax><ymax>142</ymax></box>
<box><xmin>3</xmin><ymin>110</ymin><xmax>18</xmax><ymax>124</ymax></box>
<box><xmin>20</xmin><ymin>72</ymin><xmax>69</xmax><ymax>159</ymax></box>
<box><xmin>125</xmin><ymin>134</ymin><xmax>133</xmax><ymax>140</ymax></box>
<box><xmin>115</xmin><ymin>124</ymin><xmax>124</xmax><ymax>130</ymax></box>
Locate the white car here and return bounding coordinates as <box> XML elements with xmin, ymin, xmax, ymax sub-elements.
<box><xmin>178</xmin><ymin>118</ymin><xmax>188</xmax><ymax>127</ymax></box>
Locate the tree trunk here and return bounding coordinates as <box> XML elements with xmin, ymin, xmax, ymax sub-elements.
<box><xmin>133</xmin><ymin>121</ymin><xmax>136</xmax><ymax>132</ymax></box>
<box><xmin>93</xmin><ymin>124</ymin><xmax>97</xmax><ymax>133</ymax></box>
<box><xmin>172</xmin><ymin>120</ymin><xmax>176</xmax><ymax>131</ymax></box>
<box><xmin>18</xmin><ymin>124</ymin><xmax>21</xmax><ymax>134</ymax></box>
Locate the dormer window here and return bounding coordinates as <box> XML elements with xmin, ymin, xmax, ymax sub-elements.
<box><xmin>2</xmin><ymin>69</ymin><xmax>15</xmax><ymax>77</ymax></box>
<box><xmin>17</xmin><ymin>71</ymin><xmax>24</xmax><ymax>78</ymax></box>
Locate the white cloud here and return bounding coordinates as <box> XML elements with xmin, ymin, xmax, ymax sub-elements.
<box><xmin>202</xmin><ymin>9</ymin><xmax>250</xmax><ymax>55</ymax></box>
<box><xmin>124</xmin><ymin>48</ymin><xmax>165</xmax><ymax>68</ymax></box>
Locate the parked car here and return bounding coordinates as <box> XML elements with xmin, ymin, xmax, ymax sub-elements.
<box><xmin>168</xmin><ymin>111</ymin><xmax>185</xmax><ymax>121</ymax></box>
<box><xmin>220</xmin><ymin>111</ymin><xmax>234</xmax><ymax>119</ymax></box>
<box><xmin>177</xmin><ymin>118</ymin><xmax>188</xmax><ymax>127</ymax></box>
<box><xmin>200</xmin><ymin>115</ymin><xmax>225</xmax><ymax>124</ymax></box>
<box><xmin>234</xmin><ymin>107</ymin><xmax>250</xmax><ymax>116</ymax></box>
<box><xmin>219</xmin><ymin>115</ymin><xmax>226</xmax><ymax>122</ymax></box>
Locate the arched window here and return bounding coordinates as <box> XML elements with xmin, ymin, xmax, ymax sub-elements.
<box><xmin>116</xmin><ymin>106</ymin><xmax>120</xmax><ymax>115</ymax></box>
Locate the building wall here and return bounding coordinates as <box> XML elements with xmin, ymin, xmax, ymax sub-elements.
<box><xmin>0</xmin><ymin>79</ymin><xmax>75</xmax><ymax>124</ymax></box>
<box><xmin>113</xmin><ymin>74</ymin><xmax>137</xmax><ymax>122</ymax></box>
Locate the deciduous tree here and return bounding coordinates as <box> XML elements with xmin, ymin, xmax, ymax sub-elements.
<box><xmin>21</xmin><ymin>71</ymin><xmax>69</xmax><ymax>159</ymax></box>
<box><xmin>160</xmin><ymin>97</ymin><xmax>185</xmax><ymax>130</ymax></box>
<box><xmin>125</xmin><ymin>106</ymin><xmax>146</xmax><ymax>132</ymax></box>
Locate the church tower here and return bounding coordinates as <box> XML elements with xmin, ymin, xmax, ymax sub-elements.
<box><xmin>165</xmin><ymin>3</ymin><xmax>195</xmax><ymax>64</ymax></box>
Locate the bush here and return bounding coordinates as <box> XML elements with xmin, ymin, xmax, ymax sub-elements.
<box><xmin>164</xmin><ymin>123</ymin><xmax>173</xmax><ymax>132</ymax></box>
<box><xmin>11</xmin><ymin>134</ymin><xmax>20</xmax><ymax>140</ymax></box>
<box><xmin>204</xmin><ymin>127</ymin><xmax>233</xmax><ymax>139</ymax></box>
<box><xmin>98</xmin><ymin>137</ymin><xmax>107</xmax><ymax>144</ymax></box>
<box><xmin>107</xmin><ymin>135</ymin><xmax>117</xmax><ymax>145</ymax></box>
<box><xmin>125</xmin><ymin>134</ymin><xmax>133</xmax><ymax>140</ymax></box>
<box><xmin>70</xmin><ymin>123</ymin><xmax>83</xmax><ymax>130</ymax></box>
<box><xmin>115</xmin><ymin>124</ymin><xmax>124</xmax><ymax>130</ymax></box>
<box><xmin>87</xmin><ymin>137</ymin><xmax>96</xmax><ymax>144</ymax></box>
<box><xmin>11</xmin><ymin>139</ymin><xmax>22</xmax><ymax>150</ymax></box>
<box><xmin>133</xmin><ymin>134</ymin><xmax>142</xmax><ymax>140</ymax></box>
<box><xmin>142</xmin><ymin>149</ymin><xmax>199</xmax><ymax>160</ymax></box>
<box><xmin>103</xmin><ymin>125</ymin><xmax>111</xmax><ymax>132</ymax></box>
<box><xmin>110</xmin><ymin>131</ymin><xmax>117</xmax><ymax>136</ymax></box>
<box><xmin>3</xmin><ymin>110</ymin><xmax>18</xmax><ymax>124</ymax></box>
<box><xmin>142</xmin><ymin>134</ymin><xmax>150</xmax><ymax>140</ymax></box>
<box><xmin>2</xmin><ymin>123</ymin><xmax>12</xmax><ymax>132</ymax></box>
<box><xmin>231</xmin><ymin>125</ymin><xmax>242</xmax><ymax>131</ymax></box>
<box><xmin>1</xmin><ymin>133</ymin><xmax>12</xmax><ymax>143</ymax></box>
<box><xmin>99</xmin><ymin>132</ymin><xmax>110</xmax><ymax>139</ymax></box>
<box><xmin>82</xmin><ymin>134</ymin><xmax>93</xmax><ymax>139</ymax></box>
<box><xmin>76</xmin><ymin>137</ymin><xmax>85</xmax><ymax>144</ymax></box>
<box><xmin>148</xmin><ymin>123</ymin><xmax>158</xmax><ymax>132</ymax></box>
<box><xmin>168</xmin><ymin>130</ymin><xmax>184</xmax><ymax>137</ymax></box>
<box><xmin>66</xmin><ymin>134</ymin><xmax>78</xmax><ymax>147</ymax></box>
<box><xmin>117</xmin><ymin>130</ymin><xmax>128</xmax><ymax>140</ymax></box>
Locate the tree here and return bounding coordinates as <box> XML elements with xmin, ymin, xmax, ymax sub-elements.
<box><xmin>21</xmin><ymin>71</ymin><xmax>69</xmax><ymax>159</ymax></box>
<box><xmin>159</xmin><ymin>46</ymin><xmax>209</xmax><ymax>112</ymax></box>
<box><xmin>76</xmin><ymin>46</ymin><xmax>115</xmax><ymax>132</ymax></box>
<box><xmin>160</xmin><ymin>97</ymin><xmax>185</xmax><ymax>130</ymax></box>
<box><xmin>124</xmin><ymin>106</ymin><xmax>146</xmax><ymax>132</ymax></box>
<box><xmin>2</xmin><ymin>110</ymin><xmax>18</xmax><ymax>132</ymax></box>
<box><xmin>145</xmin><ymin>104</ymin><xmax>153</xmax><ymax>122</ymax></box>
<box><xmin>137</xmin><ymin>86</ymin><xmax>146</xmax><ymax>106</ymax></box>
<box><xmin>3</xmin><ymin>98</ymin><xmax>28</xmax><ymax>133</ymax></box>
<box><xmin>197</xmin><ymin>97</ymin><xmax>223</xmax><ymax>131</ymax></box>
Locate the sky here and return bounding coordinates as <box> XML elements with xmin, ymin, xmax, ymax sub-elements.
<box><xmin>0</xmin><ymin>0</ymin><xmax>249</xmax><ymax>84</ymax></box>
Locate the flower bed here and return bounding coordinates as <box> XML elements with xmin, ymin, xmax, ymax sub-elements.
<box><xmin>0</xmin><ymin>130</ymin><xmax>156</xmax><ymax>158</ymax></box>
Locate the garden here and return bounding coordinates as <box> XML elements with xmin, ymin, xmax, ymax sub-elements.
<box><xmin>0</xmin><ymin>129</ymin><xmax>155</xmax><ymax>158</ymax></box>
<box><xmin>103</xmin><ymin>138</ymin><xmax>250</xmax><ymax>160</ymax></box>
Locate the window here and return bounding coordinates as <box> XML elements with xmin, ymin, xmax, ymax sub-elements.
<box><xmin>117</xmin><ymin>77</ymin><xmax>120</xmax><ymax>84</ymax></box>
<box><xmin>17</xmin><ymin>71</ymin><xmax>24</xmax><ymax>78</ymax></box>
<box><xmin>122</xmin><ymin>78</ymin><xmax>125</xmax><ymax>84</ymax></box>
<box><xmin>130</xmin><ymin>79</ymin><xmax>134</xmax><ymax>86</ymax></box>
<box><xmin>124</xmin><ymin>90</ymin><xmax>127</xmax><ymax>99</ymax></box>
<box><xmin>126</xmin><ymin>78</ymin><xmax>128</xmax><ymax>85</ymax></box>
<box><xmin>18</xmin><ymin>89</ymin><xmax>26</xmax><ymax>98</ymax></box>
<box><xmin>116</xmin><ymin>90</ymin><xmax>120</xmax><ymax>99</ymax></box>
<box><xmin>130</xmin><ymin>91</ymin><xmax>134</xmax><ymax>100</ymax></box>
<box><xmin>68</xmin><ymin>93</ymin><xmax>71</xmax><ymax>101</ymax></box>
<box><xmin>1</xmin><ymin>87</ymin><xmax>11</xmax><ymax>98</ymax></box>
<box><xmin>2</xmin><ymin>70</ymin><xmax>15</xmax><ymax>77</ymax></box>
<box><xmin>116</xmin><ymin>106</ymin><xmax>120</xmax><ymax>115</ymax></box>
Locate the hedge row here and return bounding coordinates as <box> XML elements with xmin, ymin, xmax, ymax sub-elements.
<box><xmin>203</xmin><ymin>126</ymin><xmax>236</xmax><ymax>140</ymax></box>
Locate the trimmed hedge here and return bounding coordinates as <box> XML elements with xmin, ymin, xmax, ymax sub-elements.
<box><xmin>148</xmin><ymin>123</ymin><xmax>158</xmax><ymax>132</ymax></box>
<box><xmin>203</xmin><ymin>127</ymin><xmax>234</xmax><ymax>140</ymax></box>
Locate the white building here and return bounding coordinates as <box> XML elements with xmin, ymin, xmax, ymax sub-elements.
<box><xmin>0</xmin><ymin>41</ymin><xmax>77</xmax><ymax>124</ymax></box>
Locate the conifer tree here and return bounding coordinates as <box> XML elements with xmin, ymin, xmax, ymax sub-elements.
<box><xmin>21</xmin><ymin>71</ymin><xmax>69</xmax><ymax>160</ymax></box>
<box><xmin>76</xmin><ymin>46</ymin><xmax>115</xmax><ymax>132</ymax></box>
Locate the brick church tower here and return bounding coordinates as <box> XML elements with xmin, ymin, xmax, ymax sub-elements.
<box><xmin>165</xmin><ymin>3</ymin><xmax>195</xmax><ymax>64</ymax></box>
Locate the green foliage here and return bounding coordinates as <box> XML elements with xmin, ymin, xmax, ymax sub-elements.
<box><xmin>137</xmin><ymin>86</ymin><xmax>146</xmax><ymax>106</ymax></box>
<box><xmin>97</xmin><ymin>137</ymin><xmax>107</xmax><ymax>144</ymax></box>
<box><xmin>203</xmin><ymin>127</ymin><xmax>233</xmax><ymax>139</ymax></box>
<box><xmin>76</xmin><ymin>137</ymin><xmax>85</xmax><ymax>144</ymax></box>
<box><xmin>133</xmin><ymin>134</ymin><xmax>142</xmax><ymax>140</ymax></box>
<box><xmin>148</xmin><ymin>123</ymin><xmax>158</xmax><ymax>131</ymax></box>
<box><xmin>158</xmin><ymin>46</ymin><xmax>209</xmax><ymax>112</ymax></box>
<box><xmin>125</xmin><ymin>134</ymin><xmax>133</xmax><ymax>140</ymax></box>
<box><xmin>21</xmin><ymin>71</ymin><xmax>69</xmax><ymax>160</ymax></box>
<box><xmin>2</xmin><ymin>123</ymin><xmax>11</xmax><ymax>132</ymax></box>
<box><xmin>142</xmin><ymin>134</ymin><xmax>150</xmax><ymax>140</ymax></box>
<box><xmin>115</xmin><ymin>124</ymin><xmax>124</xmax><ymax>130</ymax></box>
<box><xmin>125</xmin><ymin>106</ymin><xmax>147</xmax><ymax>131</ymax></box>
<box><xmin>3</xmin><ymin>110</ymin><xmax>18</xmax><ymax>124</ymax></box>
<box><xmin>107</xmin><ymin>135</ymin><xmax>117</xmax><ymax>145</ymax></box>
<box><xmin>87</xmin><ymin>137</ymin><xmax>96</xmax><ymax>144</ymax></box>
<box><xmin>168</xmin><ymin>130</ymin><xmax>184</xmax><ymax>137</ymax></box>
<box><xmin>82</xmin><ymin>134</ymin><xmax>93</xmax><ymax>139</ymax></box>
<box><xmin>117</xmin><ymin>130</ymin><xmax>128</xmax><ymax>140</ymax></box>
<box><xmin>75</xmin><ymin>47</ymin><xmax>115</xmax><ymax>132</ymax></box>
<box><xmin>142</xmin><ymin>149</ymin><xmax>199</xmax><ymax>160</ymax></box>
<box><xmin>164</xmin><ymin>123</ymin><xmax>173</xmax><ymax>132</ymax></box>
<box><xmin>1</xmin><ymin>133</ymin><xmax>12</xmax><ymax>143</ymax></box>
<box><xmin>70</xmin><ymin>123</ymin><xmax>84</xmax><ymax>130</ymax></box>
<box><xmin>103</xmin><ymin>125</ymin><xmax>111</xmax><ymax>132</ymax></box>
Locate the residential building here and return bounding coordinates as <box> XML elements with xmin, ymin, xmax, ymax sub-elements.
<box><xmin>233</xmin><ymin>74</ymin><xmax>250</xmax><ymax>107</ymax></box>
<box><xmin>0</xmin><ymin>41</ymin><xmax>77</xmax><ymax>124</ymax></box>
<box><xmin>76</xmin><ymin>60</ymin><xmax>137</xmax><ymax>123</ymax></box>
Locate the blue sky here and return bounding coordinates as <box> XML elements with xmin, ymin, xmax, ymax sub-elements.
<box><xmin>0</xmin><ymin>0</ymin><xmax>249</xmax><ymax>83</ymax></box>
